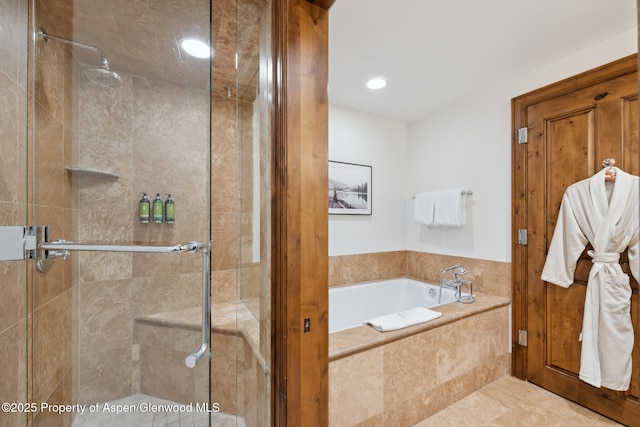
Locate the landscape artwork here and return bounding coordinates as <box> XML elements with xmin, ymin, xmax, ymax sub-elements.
<box><xmin>328</xmin><ymin>161</ymin><xmax>372</xmax><ymax>215</ymax></box>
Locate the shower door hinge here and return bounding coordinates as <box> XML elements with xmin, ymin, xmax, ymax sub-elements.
<box><xmin>0</xmin><ymin>226</ymin><xmax>37</xmax><ymax>261</ymax></box>
<box><xmin>517</xmin><ymin>127</ymin><xmax>528</xmax><ymax>144</ymax></box>
<box><xmin>518</xmin><ymin>329</ymin><xmax>528</xmax><ymax>347</ymax></box>
<box><xmin>517</xmin><ymin>229</ymin><xmax>528</xmax><ymax>246</ymax></box>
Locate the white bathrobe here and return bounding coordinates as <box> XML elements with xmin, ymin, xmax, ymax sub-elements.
<box><xmin>541</xmin><ymin>167</ymin><xmax>639</xmax><ymax>391</ymax></box>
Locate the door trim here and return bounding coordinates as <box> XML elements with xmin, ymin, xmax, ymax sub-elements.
<box><xmin>272</xmin><ymin>1</ymin><xmax>330</xmax><ymax>425</ymax></box>
<box><xmin>511</xmin><ymin>54</ymin><xmax>637</xmax><ymax>379</ymax></box>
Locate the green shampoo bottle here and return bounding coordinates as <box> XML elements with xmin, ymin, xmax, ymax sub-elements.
<box><xmin>164</xmin><ymin>194</ymin><xmax>175</xmax><ymax>223</ymax></box>
<box><xmin>152</xmin><ymin>193</ymin><xmax>163</xmax><ymax>223</ymax></box>
<box><xmin>139</xmin><ymin>193</ymin><xmax>150</xmax><ymax>223</ymax></box>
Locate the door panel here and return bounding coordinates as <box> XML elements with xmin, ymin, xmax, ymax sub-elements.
<box><xmin>522</xmin><ymin>67</ymin><xmax>639</xmax><ymax>426</ymax></box>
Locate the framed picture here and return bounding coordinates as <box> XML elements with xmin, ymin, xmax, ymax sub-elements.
<box><xmin>328</xmin><ymin>161</ymin><xmax>372</xmax><ymax>215</ymax></box>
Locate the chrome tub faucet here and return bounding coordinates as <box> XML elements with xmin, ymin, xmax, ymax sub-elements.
<box><xmin>439</xmin><ymin>264</ymin><xmax>475</xmax><ymax>304</ymax></box>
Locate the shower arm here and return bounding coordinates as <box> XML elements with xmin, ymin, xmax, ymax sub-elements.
<box><xmin>38</xmin><ymin>27</ymin><xmax>109</xmax><ymax>67</ymax></box>
<box><xmin>39</xmin><ymin>239</ymin><xmax>211</xmax><ymax>369</ymax></box>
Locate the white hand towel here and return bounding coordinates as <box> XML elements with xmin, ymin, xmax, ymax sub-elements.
<box><xmin>365</xmin><ymin>307</ymin><xmax>442</xmax><ymax>332</ymax></box>
<box><xmin>433</xmin><ymin>188</ymin><xmax>466</xmax><ymax>227</ymax></box>
<box><xmin>412</xmin><ymin>192</ymin><xmax>436</xmax><ymax>225</ymax></box>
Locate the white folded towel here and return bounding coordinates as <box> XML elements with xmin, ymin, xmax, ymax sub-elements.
<box><xmin>433</xmin><ymin>188</ymin><xmax>466</xmax><ymax>227</ymax></box>
<box><xmin>365</xmin><ymin>307</ymin><xmax>442</xmax><ymax>332</ymax></box>
<box><xmin>412</xmin><ymin>192</ymin><xmax>436</xmax><ymax>225</ymax></box>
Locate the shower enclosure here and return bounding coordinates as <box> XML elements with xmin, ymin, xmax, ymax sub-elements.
<box><xmin>1</xmin><ymin>0</ymin><xmax>271</xmax><ymax>425</ymax></box>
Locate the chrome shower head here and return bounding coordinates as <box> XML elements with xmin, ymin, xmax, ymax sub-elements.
<box><xmin>84</xmin><ymin>61</ymin><xmax>122</xmax><ymax>88</ymax></box>
<box><xmin>39</xmin><ymin>27</ymin><xmax>122</xmax><ymax>88</ymax></box>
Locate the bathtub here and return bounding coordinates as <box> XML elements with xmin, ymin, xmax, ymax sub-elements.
<box><xmin>327</xmin><ymin>278</ymin><xmax>512</xmax><ymax>426</ymax></box>
<box><xmin>329</xmin><ymin>277</ymin><xmax>459</xmax><ymax>333</ymax></box>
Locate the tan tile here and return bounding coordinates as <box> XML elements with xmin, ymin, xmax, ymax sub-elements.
<box><xmin>33</xmin><ymin>294</ymin><xmax>67</xmax><ymax>404</ymax></box>
<box><xmin>329</xmin><ymin>347</ymin><xmax>384</xmax><ymax>426</ymax></box>
<box><xmin>376</xmin><ymin>250</ymin><xmax>406</xmax><ymax>279</ymax></box>
<box><xmin>383</xmin><ymin>333</ymin><xmax>439</xmax><ymax>410</ymax></box>
<box><xmin>328</xmin><ymin>256</ymin><xmax>344</xmax><ymax>287</ymax></box>
<box><xmin>79</xmin><ymin>279</ymin><xmax>132</xmax><ymax>354</ymax></box>
<box><xmin>131</xmin><ymin>272</ymin><xmax>201</xmax><ymax>316</ymax></box>
<box><xmin>0</xmin><ymin>260</ymin><xmax>26</xmax><ymax>333</ymax></box>
<box><xmin>78</xmin><ymin>347</ymin><xmax>132</xmax><ymax>405</ymax></box>
<box><xmin>0</xmin><ymin>320</ymin><xmax>26</xmax><ymax>427</ymax></box>
<box><xmin>341</xmin><ymin>253</ymin><xmax>379</xmax><ymax>284</ymax></box>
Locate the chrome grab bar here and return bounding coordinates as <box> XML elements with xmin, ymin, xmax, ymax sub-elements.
<box><xmin>37</xmin><ymin>239</ymin><xmax>211</xmax><ymax>368</ymax></box>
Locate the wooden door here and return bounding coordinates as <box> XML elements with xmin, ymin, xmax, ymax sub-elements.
<box><xmin>512</xmin><ymin>55</ymin><xmax>639</xmax><ymax>427</ymax></box>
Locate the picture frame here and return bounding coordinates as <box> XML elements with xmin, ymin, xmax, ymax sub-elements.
<box><xmin>328</xmin><ymin>161</ymin><xmax>372</xmax><ymax>215</ymax></box>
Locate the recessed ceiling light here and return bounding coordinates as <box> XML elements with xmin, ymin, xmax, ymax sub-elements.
<box><xmin>180</xmin><ymin>38</ymin><xmax>214</xmax><ymax>59</ymax></box>
<box><xmin>366</xmin><ymin>77</ymin><xmax>387</xmax><ymax>90</ymax></box>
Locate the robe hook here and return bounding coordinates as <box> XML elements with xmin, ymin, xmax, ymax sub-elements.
<box><xmin>602</xmin><ymin>158</ymin><xmax>615</xmax><ymax>169</ymax></box>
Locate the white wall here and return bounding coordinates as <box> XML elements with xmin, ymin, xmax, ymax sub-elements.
<box><xmin>330</xmin><ymin>28</ymin><xmax>637</xmax><ymax>260</ymax></box>
<box><xmin>329</xmin><ymin>105</ymin><xmax>407</xmax><ymax>255</ymax></box>
<box><xmin>406</xmin><ymin>28</ymin><xmax>637</xmax><ymax>262</ymax></box>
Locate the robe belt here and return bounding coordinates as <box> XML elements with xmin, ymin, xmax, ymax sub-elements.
<box><xmin>587</xmin><ymin>250</ymin><xmax>620</xmax><ymax>264</ymax></box>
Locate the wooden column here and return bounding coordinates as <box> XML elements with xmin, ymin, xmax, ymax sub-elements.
<box><xmin>272</xmin><ymin>0</ymin><xmax>333</xmax><ymax>425</ymax></box>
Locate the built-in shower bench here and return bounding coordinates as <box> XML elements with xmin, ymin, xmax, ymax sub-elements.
<box><xmin>132</xmin><ymin>300</ymin><xmax>267</xmax><ymax>422</ymax></box>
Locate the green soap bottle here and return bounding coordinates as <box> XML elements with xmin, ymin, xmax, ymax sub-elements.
<box><xmin>139</xmin><ymin>193</ymin><xmax>150</xmax><ymax>223</ymax></box>
<box><xmin>152</xmin><ymin>193</ymin><xmax>163</xmax><ymax>223</ymax></box>
<box><xmin>164</xmin><ymin>194</ymin><xmax>175</xmax><ymax>223</ymax></box>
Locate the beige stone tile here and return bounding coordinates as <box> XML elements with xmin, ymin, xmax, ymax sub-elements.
<box><xmin>383</xmin><ymin>333</ymin><xmax>439</xmax><ymax>410</ymax></box>
<box><xmin>78</xmin><ymin>251</ymin><xmax>132</xmax><ymax>283</ymax></box>
<box><xmin>131</xmin><ymin>79</ymin><xmax>209</xmax><ymax>154</ymax></box>
<box><xmin>0</xmin><ymin>260</ymin><xmax>26</xmax><ymax>333</ymax></box>
<box><xmin>78</xmin><ymin>347</ymin><xmax>132</xmax><ymax>405</ymax></box>
<box><xmin>136</xmin><ymin>323</ymin><xmax>199</xmax><ymax>352</ymax></box>
<box><xmin>329</xmin><ymin>347</ymin><xmax>384</xmax><ymax>426</ymax></box>
<box><xmin>211</xmin><ymin>358</ymin><xmax>239</xmax><ymax>414</ymax></box>
<box><xmin>131</xmin><ymin>272</ymin><xmax>201</xmax><ymax>316</ymax></box>
<box><xmin>0</xmin><ymin>72</ymin><xmax>20</xmax><ymax>203</ymax></box>
<box><xmin>140</xmin><ymin>346</ymin><xmax>195</xmax><ymax>404</ymax></box>
<box><xmin>414</xmin><ymin>390</ymin><xmax>509</xmax><ymax>427</ymax></box>
<box><xmin>79</xmin><ymin>279</ymin><xmax>132</xmax><ymax>354</ymax></box>
<box><xmin>0</xmin><ymin>0</ymin><xmax>27</xmax><ymax>85</ymax></box>
<box><xmin>0</xmin><ymin>320</ymin><xmax>26</xmax><ymax>427</ymax></box>
<box><xmin>328</xmin><ymin>255</ymin><xmax>344</xmax><ymax>287</ymax></box>
<box><xmin>77</xmin><ymin>73</ymin><xmax>133</xmax><ymax>143</ymax></box>
<box><xmin>211</xmin><ymin>212</ymin><xmax>239</xmax><ymax>271</ymax></box>
<box><xmin>376</xmin><ymin>250</ymin><xmax>406</xmax><ymax>279</ymax></box>
<box><xmin>33</xmin><ymin>294</ymin><xmax>67</xmax><ymax>403</ymax></box>
<box><xmin>211</xmin><ymin>92</ymin><xmax>237</xmax><ymax>157</ymax></box>
<box><xmin>132</xmin><ymin>251</ymin><xmax>200</xmax><ymax>278</ymax></box>
<box><xmin>341</xmin><ymin>253</ymin><xmax>379</xmax><ymax>284</ymax></box>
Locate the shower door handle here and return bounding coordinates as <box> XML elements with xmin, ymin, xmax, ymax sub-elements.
<box><xmin>38</xmin><ymin>238</ymin><xmax>211</xmax><ymax>368</ymax></box>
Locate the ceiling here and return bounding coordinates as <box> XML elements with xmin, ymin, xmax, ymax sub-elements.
<box><xmin>328</xmin><ymin>0</ymin><xmax>637</xmax><ymax>122</ymax></box>
<box><xmin>38</xmin><ymin>0</ymin><xmax>263</xmax><ymax>98</ymax></box>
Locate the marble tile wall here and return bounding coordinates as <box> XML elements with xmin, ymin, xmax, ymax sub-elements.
<box><xmin>0</xmin><ymin>4</ymin><xmax>29</xmax><ymax>427</ymax></box>
<box><xmin>0</xmin><ymin>1</ymin><xmax>77</xmax><ymax>426</ymax></box>
<box><xmin>329</xmin><ymin>250</ymin><xmax>512</xmax><ymax>299</ymax></box>
<box><xmin>1</xmin><ymin>2</ymin><xmax>266</xmax><ymax>425</ymax></box>
<box><xmin>74</xmin><ymin>73</ymin><xmax>231</xmax><ymax>404</ymax></box>
<box><xmin>328</xmin><ymin>306</ymin><xmax>511</xmax><ymax>426</ymax></box>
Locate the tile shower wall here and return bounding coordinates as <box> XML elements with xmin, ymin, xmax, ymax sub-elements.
<box><xmin>0</xmin><ymin>1</ymin><xmax>77</xmax><ymax>426</ymax></box>
<box><xmin>75</xmin><ymin>73</ymin><xmax>243</xmax><ymax>403</ymax></box>
<box><xmin>0</xmin><ymin>1</ymin><xmax>29</xmax><ymax>426</ymax></box>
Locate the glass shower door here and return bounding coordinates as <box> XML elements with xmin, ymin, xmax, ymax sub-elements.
<box><xmin>29</xmin><ymin>0</ymin><xmax>220</xmax><ymax>425</ymax></box>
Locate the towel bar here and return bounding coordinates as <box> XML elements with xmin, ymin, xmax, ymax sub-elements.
<box><xmin>412</xmin><ymin>190</ymin><xmax>472</xmax><ymax>199</ymax></box>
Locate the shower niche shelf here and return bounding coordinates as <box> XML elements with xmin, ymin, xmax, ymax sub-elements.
<box><xmin>66</xmin><ymin>166</ymin><xmax>119</xmax><ymax>184</ymax></box>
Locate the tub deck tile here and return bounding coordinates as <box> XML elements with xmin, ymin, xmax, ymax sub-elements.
<box><xmin>329</xmin><ymin>292</ymin><xmax>510</xmax><ymax>361</ymax></box>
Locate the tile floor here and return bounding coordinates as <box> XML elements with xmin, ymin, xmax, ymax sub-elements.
<box><xmin>414</xmin><ymin>375</ymin><xmax>623</xmax><ymax>427</ymax></box>
<box><xmin>70</xmin><ymin>394</ymin><xmax>246</xmax><ymax>427</ymax></box>
<box><xmin>70</xmin><ymin>375</ymin><xmax>623</xmax><ymax>426</ymax></box>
